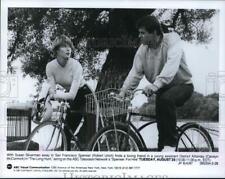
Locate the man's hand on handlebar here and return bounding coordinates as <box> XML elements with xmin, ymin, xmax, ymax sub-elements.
<box><xmin>117</xmin><ymin>85</ymin><xmax>157</xmax><ymax>101</ymax></box>
<box><xmin>143</xmin><ymin>84</ymin><xmax>158</xmax><ymax>97</ymax></box>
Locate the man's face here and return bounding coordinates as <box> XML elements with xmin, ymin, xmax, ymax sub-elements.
<box><xmin>138</xmin><ymin>27</ymin><xmax>156</xmax><ymax>47</ymax></box>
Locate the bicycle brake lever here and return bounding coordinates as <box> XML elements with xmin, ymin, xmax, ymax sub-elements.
<box><xmin>113</xmin><ymin>95</ymin><xmax>124</xmax><ymax>102</ymax></box>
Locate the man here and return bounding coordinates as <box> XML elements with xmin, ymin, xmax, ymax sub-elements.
<box><xmin>119</xmin><ymin>15</ymin><xmax>194</xmax><ymax>152</ymax></box>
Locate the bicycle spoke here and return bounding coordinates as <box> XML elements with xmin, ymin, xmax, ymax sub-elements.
<box><xmin>177</xmin><ymin>124</ymin><xmax>213</xmax><ymax>152</ymax></box>
<box><xmin>181</xmin><ymin>131</ymin><xmax>197</xmax><ymax>151</ymax></box>
<box><xmin>180</xmin><ymin>137</ymin><xmax>188</xmax><ymax>151</ymax></box>
<box><xmin>53</xmin><ymin>128</ymin><xmax>61</xmax><ymax>151</ymax></box>
<box><xmin>25</xmin><ymin>121</ymin><xmax>66</xmax><ymax>151</ymax></box>
<box><xmin>105</xmin><ymin>134</ymin><xmax>110</xmax><ymax>151</ymax></box>
<box><xmin>91</xmin><ymin>128</ymin><xmax>140</xmax><ymax>151</ymax></box>
<box><xmin>46</xmin><ymin>126</ymin><xmax>57</xmax><ymax>150</ymax></box>
<box><xmin>112</xmin><ymin>116</ymin><xmax>119</xmax><ymax>151</ymax></box>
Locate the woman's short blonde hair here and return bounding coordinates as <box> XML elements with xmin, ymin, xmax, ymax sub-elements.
<box><xmin>52</xmin><ymin>35</ymin><xmax>75</xmax><ymax>55</ymax></box>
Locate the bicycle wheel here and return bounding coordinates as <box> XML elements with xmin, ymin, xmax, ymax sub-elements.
<box><xmin>25</xmin><ymin>121</ymin><xmax>67</xmax><ymax>151</ymax></box>
<box><xmin>88</xmin><ymin>123</ymin><xmax>144</xmax><ymax>151</ymax></box>
<box><xmin>176</xmin><ymin>123</ymin><xmax>214</xmax><ymax>152</ymax></box>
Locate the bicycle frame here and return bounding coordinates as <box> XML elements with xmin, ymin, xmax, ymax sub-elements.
<box><xmin>131</xmin><ymin>113</ymin><xmax>206</xmax><ymax>151</ymax></box>
<box><xmin>50</xmin><ymin>101</ymin><xmax>85</xmax><ymax>151</ymax></box>
<box><xmin>117</xmin><ymin>111</ymin><xmax>198</xmax><ymax>151</ymax></box>
<box><xmin>90</xmin><ymin>88</ymin><xmax>214</xmax><ymax>152</ymax></box>
<box><xmin>63</xmin><ymin>122</ymin><xmax>83</xmax><ymax>150</ymax></box>
<box><xmin>105</xmin><ymin>89</ymin><xmax>149</xmax><ymax>151</ymax></box>
<box><xmin>110</xmin><ymin>110</ymin><xmax>149</xmax><ymax>151</ymax></box>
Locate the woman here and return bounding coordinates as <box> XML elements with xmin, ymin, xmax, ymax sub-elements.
<box><xmin>46</xmin><ymin>35</ymin><xmax>93</xmax><ymax>150</ymax></box>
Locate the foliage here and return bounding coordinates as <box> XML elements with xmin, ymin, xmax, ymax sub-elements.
<box><xmin>177</xmin><ymin>92</ymin><xmax>219</xmax><ymax>121</ymax></box>
<box><xmin>154</xmin><ymin>9</ymin><xmax>216</xmax><ymax>43</ymax></box>
<box><xmin>8</xmin><ymin>8</ymin><xmax>216</xmax><ymax>79</ymax></box>
<box><xmin>138</xmin><ymin>92</ymin><xmax>219</xmax><ymax>121</ymax></box>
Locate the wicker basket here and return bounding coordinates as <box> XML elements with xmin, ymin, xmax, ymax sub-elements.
<box><xmin>85</xmin><ymin>88</ymin><xmax>131</xmax><ymax>118</ymax></box>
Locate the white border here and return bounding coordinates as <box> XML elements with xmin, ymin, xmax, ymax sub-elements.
<box><xmin>1</xmin><ymin>0</ymin><xmax>225</xmax><ymax>178</ymax></box>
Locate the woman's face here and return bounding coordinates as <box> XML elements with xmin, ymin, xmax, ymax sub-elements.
<box><xmin>138</xmin><ymin>27</ymin><xmax>157</xmax><ymax>48</ymax></box>
<box><xmin>56</xmin><ymin>44</ymin><xmax>72</xmax><ymax>60</ymax></box>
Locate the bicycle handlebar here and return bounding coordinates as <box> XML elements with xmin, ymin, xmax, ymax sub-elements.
<box><xmin>109</xmin><ymin>88</ymin><xmax>154</xmax><ymax>102</ymax></box>
<box><xmin>38</xmin><ymin>92</ymin><xmax>69</xmax><ymax>108</ymax></box>
<box><xmin>133</xmin><ymin>89</ymin><xmax>154</xmax><ymax>97</ymax></box>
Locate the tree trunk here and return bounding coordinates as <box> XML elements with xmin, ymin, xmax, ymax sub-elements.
<box><xmin>96</xmin><ymin>9</ymin><xmax>155</xmax><ymax>90</ymax></box>
<box><xmin>96</xmin><ymin>47</ymin><xmax>136</xmax><ymax>90</ymax></box>
<box><xmin>88</xmin><ymin>9</ymin><xmax>155</xmax><ymax>143</ymax></box>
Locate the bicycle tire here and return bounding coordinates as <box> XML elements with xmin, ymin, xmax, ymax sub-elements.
<box><xmin>25</xmin><ymin>121</ymin><xmax>67</xmax><ymax>151</ymax></box>
<box><xmin>176</xmin><ymin>122</ymin><xmax>214</xmax><ymax>152</ymax></box>
<box><xmin>87</xmin><ymin>122</ymin><xmax>145</xmax><ymax>151</ymax></box>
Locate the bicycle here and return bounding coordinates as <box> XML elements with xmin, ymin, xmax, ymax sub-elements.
<box><xmin>25</xmin><ymin>85</ymin><xmax>99</xmax><ymax>151</ymax></box>
<box><xmin>87</xmin><ymin>88</ymin><xmax>214</xmax><ymax>152</ymax></box>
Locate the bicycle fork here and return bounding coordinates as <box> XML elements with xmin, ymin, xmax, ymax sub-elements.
<box><xmin>123</xmin><ymin>111</ymin><xmax>132</xmax><ymax>151</ymax></box>
<box><xmin>112</xmin><ymin>108</ymin><xmax>119</xmax><ymax>151</ymax></box>
<box><xmin>111</xmin><ymin>108</ymin><xmax>132</xmax><ymax>151</ymax></box>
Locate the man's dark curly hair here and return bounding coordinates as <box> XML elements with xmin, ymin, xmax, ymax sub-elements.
<box><xmin>136</xmin><ymin>15</ymin><xmax>164</xmax><ymax>37</ymax></box>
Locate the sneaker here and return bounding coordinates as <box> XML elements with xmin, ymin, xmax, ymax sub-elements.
<box><xmin>161</xmin><ymin>146</ymin><xmax>176</xmax><ymax>152</ymax></box>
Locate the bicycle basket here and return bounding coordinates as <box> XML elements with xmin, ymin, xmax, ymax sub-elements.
<box><xmin>85</xmin><ymin>88</ymin><xmax>131</xmax><ymax>118</ymax></box>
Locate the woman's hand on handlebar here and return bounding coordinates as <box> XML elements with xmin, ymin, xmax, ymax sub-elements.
<box><xmin>49</xmin><ymin>93</ymin><xmax>55</xmax><ymax>100</ymax></box>
<box><xmin>48</xmin><ymin>88</ymin><xmax>56</xmax><ymax>100</ymax></box>
<box><xmin>118</xmin><ymin>90</ymin><xmax>126</xmax><ymax>99</ymax></box>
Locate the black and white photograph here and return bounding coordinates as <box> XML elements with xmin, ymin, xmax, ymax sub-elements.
<box><xmin>6</xmin><ymin>7</ymin><xmax>220</xmax><ymax>152</ymax></box>
<box><xmin>1</xmin><ymin>0</ymin><xmax>225</xmax><ymax>178</ymax></box>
